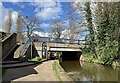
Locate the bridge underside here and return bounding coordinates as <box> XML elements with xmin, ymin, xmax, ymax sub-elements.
<box><xmin>33</xmin><ymin>42</ymin><xmax>83</xmax><ymax>60</ymax></box>
<box><xmin>62</xmin><ymin>51</ymin><xmax>81</xmax><ymax>61</ymax></box>
<box><xmin>49</xmin><ymin>50</ymin><xmax>81</xmax><ymax>61</ymax></box>
<box><xmin>49</xmin><ymin>47</ymin><xmax>82</xmax><ymax>60</ymax></box>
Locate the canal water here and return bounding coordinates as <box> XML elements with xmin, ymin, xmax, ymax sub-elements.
<box><xmin>60</xmin><ymin>61</ymin><xmax>120</xmax><ymax>82</ymax></box>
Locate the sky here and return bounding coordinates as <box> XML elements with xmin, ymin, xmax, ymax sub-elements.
<box><xmin>1</xmin><ymin>1</ymin><xmax>70</xmax><ymax>31</ymax></box>
<box><xmin>0</xmin><ymin>0</ymin><xmax>89</xmax><ymax>40</ymax></box>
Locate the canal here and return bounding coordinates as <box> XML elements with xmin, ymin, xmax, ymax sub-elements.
<box><xmin>60</xmin><ymin>61</ymin><xmax>120</xmax><ymax>82</ymax></box>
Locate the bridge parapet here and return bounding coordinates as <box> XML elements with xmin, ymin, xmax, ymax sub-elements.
<box><xmin>0</xmin><ymin>33</ymin><xmax>17</xmax><ymax>60</ymax></box>
<box><xmin>47</xmin><ymin>42</ymin><xmax>82</xmax><ymax>48</ymax></box>
<box><xmin>0</xmin><ymin>32</ymin><xmax>11</xmax><ymax>41</ymax></box>
<box><xmin>33</xmin><ymin>42</ymin><xmax>84</xmax><ymax>58</ymax></box>
<box><xmin>32</xmin><ymin>37</ymin><xmax>87</xmax><ymax>58</ymax></box>
<box><xmin>32</xmin><ymin>36</ymin><xmax>86</xmax><ymax>45</ymax></box>
<box><xmin>33</xmin><ymin>42</ymin><xmax>84</xmax><ymax>49</ymax></box>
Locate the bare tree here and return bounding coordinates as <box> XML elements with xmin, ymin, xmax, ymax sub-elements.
<box><xmin>66</xmin><ymin>3</ymin><xmax>85</xmax><ymax>42</ymax></box>
<box><xmin>4</xmin><ymin>10</ymin><xmax>12</xmax><ymax>33</ymax></box>
<box><xmin>66</xmin><ymin>23</ymin><xmax>84</xmax><ymax>40</ymax></box>
<box><xmin>22</xmin><ymin>16</ymin><xmax>42</xmax><ymax>39</ymax></box>
<box><xmin>21</xmin><ymin>16</ymin><xmax>42</xmax><ymax>59</ymax></box>
<box><xmin>49</xmin><ymin>18</ymin><xmax>65</xmax><ymax>42</ymax></box>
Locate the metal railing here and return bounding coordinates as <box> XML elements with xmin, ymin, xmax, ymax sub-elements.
<box><xmin>32</xmin><ymin>36</ymin><xmax>87</xmax><ymax>45</ymax></box>
<box><xmin>19</xmin><ymin>39</ymin><xmax>31</xmax><ymax>58</ymax></box>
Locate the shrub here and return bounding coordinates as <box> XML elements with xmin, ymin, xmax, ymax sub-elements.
<box><xmin>100</xmin><ymin>46</ymin><xmax>116</xmax><ymax>65</ymax></box>
<box><xmin>28</xmin><ymin>56</ymin><xmax>41</xmax><ymax>62</ymax></box>
<box><xmin>83</xmin><ymin>53</ymin><xmax>94</xmax><ymax>63</ymax></box>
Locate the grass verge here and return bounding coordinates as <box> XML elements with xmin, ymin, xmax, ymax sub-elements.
<box><xmin>52</xmin><ymin>61</ymin><xmax>62</xmax><ymax>81</ymax></box>
<box><xmin>28</xmin><ymin>56</ymin><xmax>41</xmax><ymax>62</ymax></box>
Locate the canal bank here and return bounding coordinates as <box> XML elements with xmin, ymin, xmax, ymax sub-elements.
<box><xmin>52</xmin><ymin>60</ymin><xmax>74</xmax><ymax>82</ymax></box>
<box><xmin>82</xmin><ymin>53</ymin><xmax>120</xmax><ymax>69</ymax></box>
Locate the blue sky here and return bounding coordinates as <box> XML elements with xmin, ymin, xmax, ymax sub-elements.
<box><xmin>0</xmin><ymin>1</ymin><xmax>89</xmax><ymax>40</ymax></box>
<box><xmin>2</xmin><ymin>2</ymin><xmax>69</xmax><ymax>31</ymax></box>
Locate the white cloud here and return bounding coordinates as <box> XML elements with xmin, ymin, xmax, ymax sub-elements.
<box><xmin>11</xmin><ymin>11</ymin><xmax>18</xmax><ymax>32</ymax></box>
<box><xmin>3</xmin><ymin>11</ymin><xmax>18</xmax><ymax>32</ymax></box>
<box><xmin>0</xmin><ymin>2</ymin><xmax>18</xmax><ymax>32</ymax></box>
<box><xmin>15</xmin><ymin>3</ymin><xmax>25</xmax><ymax>8</ymax></box>
<box><xmin>20</xmin><ymin>4</ymin><xmax>25</xmax><ymax>8</ymax></box>
<box><xmin>31</xmin><ymin>1</ymin><xmax>56</xmax><ymax>8</ymax></box>
<box><xmin>1</xmin><ymin>0</ymin><xmax>62</xmax><ymax>20</ymax></box>
<box><xmin>36</xmin><ymin>6</ymin><xmax>62</xmax><ymax>20</ymax></box>
<box><xmin>2</xmin><ymin>0</ymin><xmax>25</xmax><ymax>2</ymax></box>
<box><xmin>40</xmin><ymin>23</ymin><xmax>49</xmax><ymax>28</ymax></box>
<box><xmin>31</xmin><ymin>1</ymin><xmax>62</xmax><ymax>20</ymax></box>
<box><xmin>0</xmin><ymin>2</ymin><xmax>8</xmax><ymax>32</ymax></box>
<box><xmin>2</xmin><ymin>0</ymin><xmax>119</xmax><ymax>2</ymax></box>
<box><xmin>33</xmin><ymin>31</ymin><xmax>50</xmax><ymax>37</ymax></box>
<box><xmin>2</xmin><ymin>0</ymin><xmax>60</xmax><ymax>2</ymax></box>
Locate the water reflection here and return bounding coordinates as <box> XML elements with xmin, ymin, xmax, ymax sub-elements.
<box><xmin>60</xmin><ymin>61</ymin><xmax>119</xmax><ymax>82</ymax></box>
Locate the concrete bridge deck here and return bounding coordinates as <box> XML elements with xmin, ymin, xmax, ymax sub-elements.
<box><xmin>33</xmin><ymin>42</ymin><xmax>83</xmax><ymax>60</ymax></box>
<box><xmin>30</xmin><ymin>37</ymin><xmax>87</xmax><ymax>60</ymax></box>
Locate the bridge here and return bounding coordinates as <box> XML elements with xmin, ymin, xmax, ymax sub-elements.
<box><xmin>1</xmin><ymin>32</ymin><xmax>87</xmax><ymax>61</ymax></box>
<box><xmin>31</xmin><ymin>36</ymin><xmax>86</xmax><ymax>60</ymax></box>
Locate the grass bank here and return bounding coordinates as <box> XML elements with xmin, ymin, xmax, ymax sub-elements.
<box><xmin>83</xmin><ymin>53</ymin><xmax>120</xmax><ymax>68</ymax></box>
<box><xmin>52</xmin><ymin>61</ymin><xmax>62</xmax><ymax>81</ymax></box>
<box><xmin>28</xmin><ymin>56</ymin><xmax>41</xmax><ymax>62</ymax></box>
<box><xmin>83</xmin><ymin>53</ymin><xmax>104</xmax><ymax>64</ymax></box>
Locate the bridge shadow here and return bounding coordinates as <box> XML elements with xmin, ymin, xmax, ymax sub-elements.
<box><xmin>62</xmin><ymin>51</ymin><xmax>81</xmax><ymax>61</ymax></box>
<box><xmin>32</xmin><ymin>43</ymin><xmax>39</xmax><ymax>58</ymax></box>
<box><xmin>25</xmin><ymin>43</ymin><xmax>40</xmax><ymax>59</ymax></box>
<box><xmin>60</xmin><ymin>61</ymin><xmax>82</xmax><ymax>72</ymax></box>
<box><xmin>59</xmin><ymin>51</ymin><xmax>82</xmax><ymax>72</ymax></box>
<box><xmin>2</xmin><ymin>64</ymin><xmax>39</xmax><ymax>81</ymax></box>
